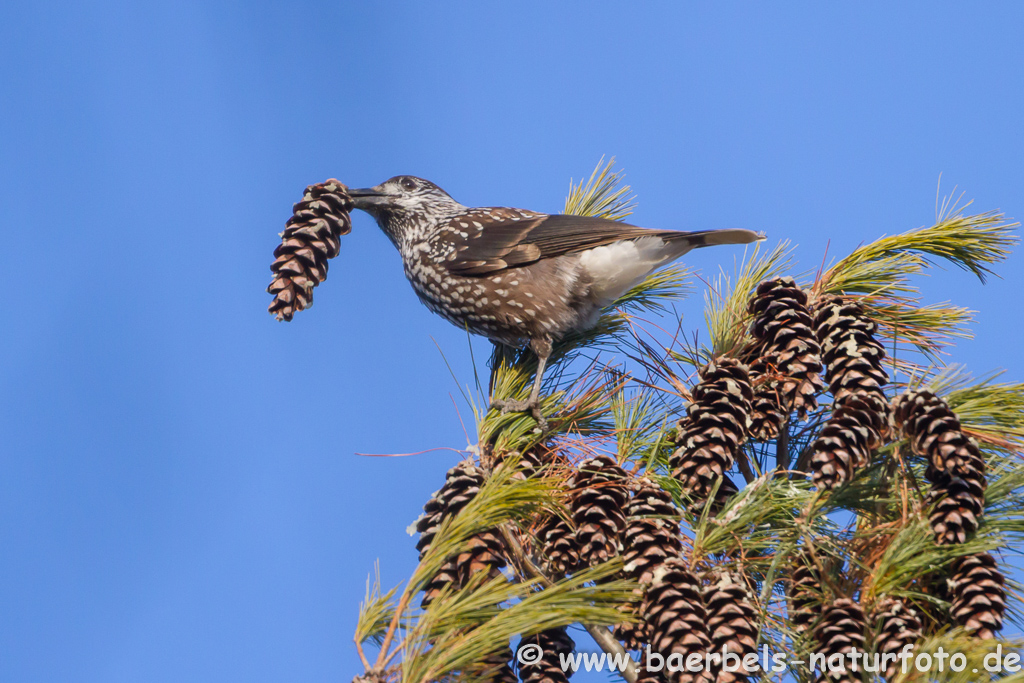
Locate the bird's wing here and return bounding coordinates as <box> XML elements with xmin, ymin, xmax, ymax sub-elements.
<box><xmin>439</xmin><ymin>210</ymin><xmax>679</xmax><ymax>276</ymax></box>
<box><xmin>439</xmin><ymin>209</ymin><xmax>761</xmax><ymax>277</ymax></box>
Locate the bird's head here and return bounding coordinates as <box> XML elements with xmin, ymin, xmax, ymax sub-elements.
<box><xmin>349</xmin><ymin>176</ymin><xmax>464</xmax><ymax>244</ymax></box>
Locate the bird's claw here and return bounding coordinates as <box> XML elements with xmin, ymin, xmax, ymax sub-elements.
<box><xmin>489</xmin><ymin>398</ymin><xmax>549</xmax><ymax>431</ymax></box>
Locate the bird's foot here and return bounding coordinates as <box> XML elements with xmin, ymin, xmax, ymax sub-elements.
<box><xmin>489</xmin><ymin>397</ymin><xmax>548</xmax><ymax>431</ymax></box>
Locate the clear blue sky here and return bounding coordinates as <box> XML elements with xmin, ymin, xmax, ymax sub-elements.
<box><xmin>2</xmin><ymin>2</ymin><xmax>1022</xmax><ymax>682</ymax></box>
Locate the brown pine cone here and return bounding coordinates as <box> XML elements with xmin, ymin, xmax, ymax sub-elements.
<box><xmin>421</xmin><ymin>557</ymin><xmax>459</xmax><ymax>607</ymax></box>
<box><xmin>617</xmin><ymin>479</ymin><xmax>682</xmax><ymax>649</ymax></box>
<box><xmin>927</xmin><ymin>474</ymin><xmax>985</xmax><ymax>545</ymax></box>
<box><xmin>747</xmin><ymin>352</ymin><xmax>786</xmax><ymax>441</ymax></box>
<box><xmin>872</xmin><ymin>597</ymin><xmax>923</xmax><ymax>680</ymax></box>
<box><xmin>539</xmin><ymin>516</ymin><xmax>580</xmax><ymax>578</ymax></box>
<box><xmin>623</xmin><ymin>478</ymin><xmax>683</xmax><ymax>584</ymax></box>
<box><xmin>414</xmin><ymin>489</ymin><xmax>444</xmax><ymax>560</ymax></box>
<box><xmin>808</xmin><ymin>401</ymin><xmax>874</xmax><ymax>490</ymax></box>
<box><xmin>892</xmin><ymin>391</ymin><xmax>986</xmax><ymax>481</ymax></box>
<box><xmin>420</xmin><ymin>461</ymin><xmax>508</xmax><ymax>606</ymax></box>
<box><xmin>438</xmin><ymin>461</ymin><xmax>485</xmax><ymax>515</ymax></box>
<box><xmin>671</xmin><ymin>358</ymin><xmax>752</xmax><ymax>513</ymax></box>
<box><xmin>518</xmin><ymin>627</ymin><xmax>576</xmax><ymax>683</ymax></box>
<box><xmin>811</xmin><ymin>598</ymin><xmax>867</xmax><ymax>683</ymax></box>
<box><xmin>788</xmin><ymin>554</ymin><xmax>822</xmax><ymax>636</ymax></box>
<box><xmin>949</xmin><ymin>553</ymin><xmax>1005</xmax><ymax>639</ymax></box>
<box><xmin>812</xmin><ymin>295</ymin><xmax>891</xmax><ymax>446</ymax></box>
<box><xmin>704</xmin><ymin>572</ymin><xmax>759</xmax><ymax>683</ymax></box>
<box><xmin>518</xmin><ymin>444</ymin><xmax>554</xmax><ymax>479</ymax></box>
<box><xmin>455</xmin><ymin>528</ymin><xmax>507</xmax><ymax>585</ymax></box>
<box><xmin>747</xmin><ymin>277</ymin><xmax>825</xmax><ymax>421</ymax></box>
<box><xmin>267</xmin><ymin>179</ymin><xmax>352</xmax><ymax>321</ymax></box>
<box><xmin>642</xmin><ymin>558</ymin><xmax>714</xmax><ymax>683</ymax></box>
<box><xmin>893</xmin><ymin>391</ymin><xmax>987</xmax><ymax>543</ymax></box>
<box><xmin>572</xmin><ymin>456</ymin><xmax>629</xmax><ymax>568</ymax></box>
<box><xmin>475</xmin><ymin>644</ymin><xmax>518</xmax><ymax>683</ymax></box>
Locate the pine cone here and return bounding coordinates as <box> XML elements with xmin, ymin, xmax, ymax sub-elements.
<box><xmin>893</xmin><ymin>391</ymin><xmax>987</xmax><ymax>543</ymax></box>
<box><xmin>635</xmin><ymin>665</ymin><xmax>669</xmax><ymax>683</ymax></box>
<box><xmin>813</xmin><ymin>295</ymin><xmax>891</xmax><ymax>447</ymax></box>
<box><xmin>747</xmin><ymin>278</ymin><xmax>825</xmax><ymax>422</ymax></box>
<box><xmin>671</xmin><ymin>358</ymin><xmax>752</xmax><ymax>513</ymax></box>
<box><xmin>421</xmin><ymin>557</ymin><xmax>460</xmax><ymax>607</ymax></box>
<box><xmin>704</xmin><ymin>572</ymin><xmax>759</xmax><ymax>683</ymax></box>
<box><xmin>518</xmin><ymin>628</ymin><xmax>576</xmax><ymax>683</ymax></box>
<box><xmin>539</xmin><ymin>516</ymin><xmax>580</xmax><ymax>578</ymax></box>
<box><xmin>949</xmin><ymin>553</ymin><xmax>1005</xmax><ymax>639</ymax></box>
<box><xmin>892</xmin><ymin>391</ymin><xmax>986</xmax><ymax>481</ymax></box>
<box><xmin>519</xmin><ymin>445</ymin><xmax>552</xmax><ymax>479</ymax></box>
<box><xmin>438</xmin><ymin>461</ymin><xmax>485</xmax><ymax>515</ymax></box>
<box><xmin>927</xmin><ymin>474</ymin><xmax>985</xmax><ymax>545</ymax></box>
<box><xmin>455</xmin><ymin>528</ymin><xmax>507</xmax><ymax>585</ymax></box>
<box><xmin>811</xmin><ymin>598</ymin><xmax>867</xmax><ymax>683</ymax></box>
<box><xmin>788</xmin><ymin>554</ymin><xmax>822</xmax><ymax>635</ymax></box>
<box><xmin>642</xmin><ymin>558</ymin><xmax>714</xmax><ymax>683</ymax></box>
<box><xmin>747</xmin><ymin>351</ymin><xmax>786</xmax><ymax>441</ymax></box>
<box><xmin>623</xmin><ymin>479</ymin><xmax>683</xmax><ymax>585</ymax></box>
<box><xmin>475</xmin><ymin>644</ymin><xmax>518</xmax><ymax>683</ymax></box>
<box><xmin>618</xmin><ymin>479</ymin><xmax>682</xmax><ymax>649</ymax></box>
<box><xmin>572</xmin><ymin>456</ymin><xmax>629</xmax><ymax>568</ymax></box>
<box><xmin>490</xmin><ymin>443</ymin><xmax>556</xmax><ymax>479</ymax></box>
<box><xmin>267</xmin><ymin>179</ymin><xmax>352</xmax><ymax>321</ymax></box>
<box><xmin>808</xmin><ymin>400</ymin><xmax>874</xmax><ymax>490</ymax></box>
<box><xmin>414</xmin><ymin>489</ymin><xmax>444</xmax><ymax>560</ymax></box>
<box><xmin>872</xmin><ymin>598</ymin><xmax>922</xmax><ymax>680</ymax></box>
<box><xmin>420</xmin><ymin>461</ymin><xmax>507</xmax><ymax>606</ymax></box>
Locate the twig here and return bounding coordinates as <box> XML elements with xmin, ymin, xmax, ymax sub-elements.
<box><xmin>499</xmin><ymin>524</ymin><xmax>639</xmax><ymax>683</ymax></box>
<box><xmin>373</xmin><ymin>586</ymin><xmax>412</xmax><ymax>672</ymax></box>
<box><xmin>355</xmin><ymin>638</ymin><xmax>371</xmax><ymax>671</ymax></box>
<box><xmin>737</xmin><ymin>451</ymin><xmax>756</xmax><ymax>484</ymax></box>
<box><xmin>775</xmin><ymin>419</ymin><xmax>790</xmax><ymax>474</ymax></box>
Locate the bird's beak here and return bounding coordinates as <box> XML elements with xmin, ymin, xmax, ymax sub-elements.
<box><xmin>349</xmin><ymin>187</ymin><xmax>387</xmax><ymax>210</ymax></box>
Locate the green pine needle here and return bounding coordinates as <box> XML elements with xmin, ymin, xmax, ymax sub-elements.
<box><xmin>703</xmin><ymin>240</ymin><xmax>795</xmax><ymax>356</ymax></box>
<box><xmin>354</xmin><ymin>563</ymin><xmax>400</xmax><ymax>647</ymax></box>
<box><xmin>563</xmin><ymin>156</ymin><xmax>637</xmax><ymax>221</ymax></box>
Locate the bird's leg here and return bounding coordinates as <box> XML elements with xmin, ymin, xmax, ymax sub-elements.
<box><xmin>489</xmin><ymin>337</ymin><xmax>552</xmax><ymax>430</ymax></box>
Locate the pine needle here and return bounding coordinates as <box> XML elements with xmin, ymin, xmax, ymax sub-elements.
<box><xmin>355</xmin><ymin>563</ymin><xmax>400</xmax><ymax>646</ymax></box>
<box><xmin>563</xmin><ymin>156</ymin><xmax>637</xmax><ymax>221</ymax></box>
<box><xmin>822</xmin><ymin>204</ymin><xmax>1017</xmax><ymax>289</ymax></box>
<box><xmin>703</xmin><ymin>240</ymin><xmax>795</xmax><ymax>356</ymax></box>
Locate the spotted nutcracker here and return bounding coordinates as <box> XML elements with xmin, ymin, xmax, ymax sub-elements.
<box><xmin>350</xmin><ymin>176</ymin><xmax>762</xmax><ymax>425</ymax></box>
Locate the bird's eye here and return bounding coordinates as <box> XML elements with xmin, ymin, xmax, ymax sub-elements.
<box><xmin>400</xmin><ymin>178</ymin><xmax>417</xmax><ymax>191</ymax></box>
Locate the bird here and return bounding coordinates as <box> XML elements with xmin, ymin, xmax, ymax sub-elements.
<box><xmin>349</xmin><ymin>175</ymin><xmax>763</xmax><ymax>427</ymax></box>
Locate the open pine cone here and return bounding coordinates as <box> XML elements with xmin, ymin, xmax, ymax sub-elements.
<box><xmin>950</xmin><ymin>552</ymin><xmax>1005</xmax><ymax>639</ymax></box>
<box><xmin>571</xmin><ymin>456</ymin><xmax>629</xmax><ymax>568</ymax></box>
<box><xmin>670</xmin><ymin>357</ymin><xmax>752</xmax><ymax>513</ymax></box>
<box><xmin>642</xmin><ymin>558</ymin><xmax>714</xmax><ymax>683</ymax></box>
<box><xmin>811</xmin><ymin>598</ymin><xmax>867</xmax><ymax>683</ymax></box>
<box><xmin>747</xmin><ymin>277</ymin><xmax>825</xmax><ymax>430</ymax></box>
<box><xmin>268</xmin><ymin>179</ymin><xmax>353</xmax><ymax>321</ymax></box>
<box><xmin>872</xmin><ymin>597</ymin><xmax>923</xmax><ymax>680</ymax></box>
<box><xmin>893</xmin><ymin>390</ymin><xmax>987</xmax><ymax>543</ymax></box>
<box><xmin>704</xmin><ymin>571</ymin><xmax>759</xmax><ymax>683</ymax></box>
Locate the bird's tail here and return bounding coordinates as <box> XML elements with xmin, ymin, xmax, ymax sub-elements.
<box><xmin>649</xmin><ymin>228</ymin><xmax>764</xmax><ymax>264</ymax></box>
<box><xmin>670</xmin><ymin>228</ymin><xmax>765</xmax><ymax>249</ymax></box>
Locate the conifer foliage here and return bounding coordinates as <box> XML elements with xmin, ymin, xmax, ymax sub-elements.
<box><xmin>278</xmin><ymin>162</ymin><xmax>1023</xmax><ymax>683</ymax></box>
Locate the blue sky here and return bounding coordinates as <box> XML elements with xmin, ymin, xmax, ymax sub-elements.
<box><xmin>2</xmin><ymin>2</ymin><xmax>1023</xmax><ymax>681</ymax></box>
